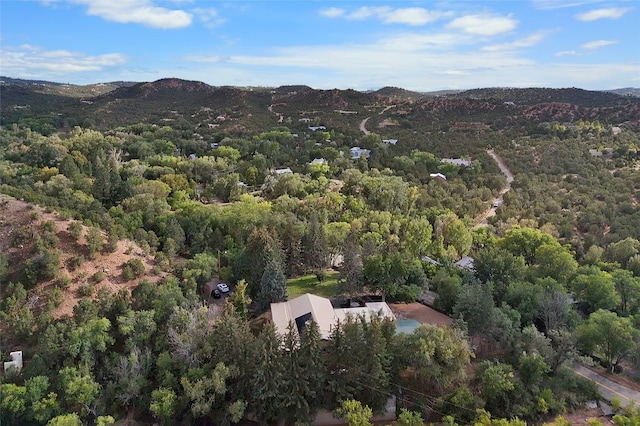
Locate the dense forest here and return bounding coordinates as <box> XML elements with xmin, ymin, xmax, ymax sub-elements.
<box><xmin>1</xmin><ymin>78</ymin><xmax>639</xmax><ymax>426</ymax></box>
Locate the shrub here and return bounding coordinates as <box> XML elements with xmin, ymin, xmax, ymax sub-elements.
<box><xmin>78</xmin><ymin>280</ymin><xmax>94</xmax><ymax>297</ymax></box>
<box><xmin>124</xmin><ymin>258</ymin><xmax>145</xmax><ymax>277</ymax></box>
<box><xmin>106</xmin><ymin>232</ymin><xmax>119</xmax><ymax>253</ymax></box>
<box><xmin>93</xmin><ymin>270</ymin><xmax>106</xmax><ymax>283</ymax></box>
<box><xmin>122</xmin><ymin>265</ymin><xmax>134</xmax><ymax>281</ymax></box>
<box><xmin>49</xmin><ymin>287</ymin><xmax>64</xmax><ymax>307</ymax></box>
<box><xmin>57</xmin><ymin>274</ymin><xmax>72</xmax><ymax>288</ymax></box>
<box><xmin>86</xmin><ymin>227</ymin><xmax>104</xmax><ymax>259</ymax></box>
<box><xmin>67</xmin><ymin>255</ymin><xmax>84</xmax><ymax>271</ymax></box>
<box><xmin>68</xmin><ymin>221</ymin><xmax>83</xmax><ymax>241</ymax></box>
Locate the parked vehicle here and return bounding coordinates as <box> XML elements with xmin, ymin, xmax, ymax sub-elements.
<box><xmin>212</xmin><ymin>288</ymin><xmax>222</xmax><ymax>299</ymax></box>
<box><xmin>217</xmin><ymin>283</ymin><xmax>230</xmax><ymax>293</ymax></box>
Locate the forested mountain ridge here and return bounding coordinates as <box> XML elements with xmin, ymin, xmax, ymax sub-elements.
<box><xmin>2</xmin><ymin>77</ymin><xmax>639</xmax><ymax>134</ymax></box>
<box><xmin>1</xmin><ymin>77</ymin><xmax>640</xmax><ymax>425</ymax></box>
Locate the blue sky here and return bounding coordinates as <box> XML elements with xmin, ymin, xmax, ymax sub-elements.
<box><xmin>1</xmin><ymin>0</ymin><xmax>639</xmax><ymax>91</ymax></box>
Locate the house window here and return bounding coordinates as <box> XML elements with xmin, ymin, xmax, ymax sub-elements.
<box><xmin>295</xmin><ymin>312</ymin><xmax>312</xmax><ymax>337</ymax></box>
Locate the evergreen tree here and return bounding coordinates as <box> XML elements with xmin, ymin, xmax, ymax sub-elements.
<box><xmin>257</xmin><ymin>255</ymin><xmax>288</xmax><ymax>312</ymax></box>
<box><xmin>338</xmin><ymin>228</ymin><xmax>363</xmax><ymax>297</ymax></box>
<box><xmin>250</xmin><ymin>325</ymin><xmax>286</xmax><ymax>423</ymax></box>
<box><xmin>302</xmin><ymin>212</ymin><xmax>328</xmax><ymax>273</ymax></box>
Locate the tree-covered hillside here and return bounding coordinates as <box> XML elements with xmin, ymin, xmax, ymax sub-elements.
<box><xmin>1</xmin><ymin>78</ymin><xmax>639</xmax><ymax>426</ymax></box>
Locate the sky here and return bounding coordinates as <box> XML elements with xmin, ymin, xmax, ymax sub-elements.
<box><xmin>1</xmin><ymin>0</ymin><xmax>639</xmax><ymax>91</ymax></box>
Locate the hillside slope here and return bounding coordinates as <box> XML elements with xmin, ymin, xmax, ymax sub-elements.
<box><xmin>0</xmin><ymin>194</ymin><xmax>165</xmax><ymax>322</ymax></box>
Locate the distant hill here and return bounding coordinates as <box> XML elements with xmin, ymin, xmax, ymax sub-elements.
<box><xmin>0</xmin><ymin>76</ymin><xmax>136</xmax><ymax>98</ymax></box>
<box><xmin>2</xmin><ymin>77</ymin><xmax>639</xmax><ymax>133</ymax></box>
<box><xmin>605</xmin><ymin>88</ymin><xmax>640</xmax><ymax>97</ymax></box>
<box><xmin>371</xmin><ymin>86</ymin><xmax>425</xmax><ymax>100</ymax></box>
<box><xmin>451</xmin><ymin>87</ymin><xmax>633</xmax><ymax>107</ymax></box>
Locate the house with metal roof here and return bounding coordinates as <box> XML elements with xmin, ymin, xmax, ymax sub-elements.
<box><xmin>270</xmin><ymin>293</ymin><xmax>395</xmax><ymax>340</ymax></box>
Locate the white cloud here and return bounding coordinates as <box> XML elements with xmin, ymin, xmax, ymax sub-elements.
<box><xmin>575</xmin><ymin>7</ymin><xmax>632</xmax><ymax>21</ymax></box>
<box><xmin>319</xmin><ymin>7</ymin><xmax>345</xmax><ymax>18</ymax></box>
<box><xmin>447</xmin><ymin>13</ymin><xmax>518</xmax><ymax>36</ymax></box>
<box><xmin>193</xmin><ymin>7</ymin><xmax>225</xmax><ymax>29</ymax></box>
<box><xmin>483</xmin><ymin>31</ymin><xmax>552</xmax><ymax>51</ymax></box>
<box><xmin>555</xmin><ymin>50</ymin><xmax>580</xmax><ymax>56</ymax></box>
<box><xmin>1</xmin><ymin>45</ymin><xmax>127</xmax><ymax>76</ymax></box>
<box><xmin>54</xmin><ymin>0</ymin><xmax>193</xmax><ymax>29</ymax></box>
<box><xmin>380</xmin><ymin>8</ymin><xmax>452</xmax><ymax>25</ymax></box>
<box><xmin>581</xmin><ymin>39</ymin><xmax>618</xmax><ymax>49</ymax></box>
<box><xmin>531</xmin><ymin>0</ymin><xmax>604</xmax><ymax>10</ymax></box>
<box><xmin>320</xmin><ymin>6</ymin><xmax>450</xmax><ymax>26</ymax></box>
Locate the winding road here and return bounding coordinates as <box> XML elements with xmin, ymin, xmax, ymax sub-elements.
<box><xmin>574</xmin><ymin>363</ymin><xmax>640</xmax><ymax>406</ymax></box>
<box><xmin>359</xmin><ymin>117</ymin><xmax>371</xmax><ymax>135</ymax></box>
<box><xmin>357</xmin><ymin>115</ymin><xmax>515</xmax><ymax>228</ymax></box>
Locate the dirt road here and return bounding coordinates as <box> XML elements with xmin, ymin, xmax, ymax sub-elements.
<box><xmin>474</xmin><ymin>149</ymin><xmax>514</xmax><ymax>227</ymax></box>
<box><xmin>359</xmin><ymin>117</ymin><xmax>370</xmax><ymax>135</ymax></box>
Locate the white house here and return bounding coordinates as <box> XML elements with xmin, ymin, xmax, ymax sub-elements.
<box><xmin>382</xmin><ymin>139</ymin><xmax>398</xmax><ymax>145</ymax></box>
<box><xmin>455</xmin><ymin>256</ymin><xmax>475</xmax><ymax>271</ymax></box>
<box><xmin>310</xmin><ymin>158</ymin><xmax>328</xmax><ymax>165</ymax></box>
<box><xmin>308</xmin><ymin>126</ymin><xmax>327</xmax><ymax>131</ymax></box>
<box><xmin>3</xmin><ymin>351</ymin><xmax>23</xmax><ymax>373</ymax></box>
<box><xmin>271</xmin><ymin>294</ymin><xmax>395</xmax><ymax>340</ymax></box>
<box><xmin>274</xmin><ymin>167</ymin><xmax>293</xmax><ymax>175</ymax></box>
<box><xmin>350</xmin><ymin>147</ymin><xmax>371</xmax><ymax>160</ymax></box>
<box><xmin>430</xmin><ymin>173</ymin><xmax>447</xmax><ymax>181</ymax></box>
<box><xmin>441</xmin><ymin>158</ymin><xmax>472</xmax><ymax>167</ymax></box>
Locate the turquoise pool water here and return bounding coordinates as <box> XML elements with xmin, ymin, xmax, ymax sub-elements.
<box><xmin>396</xmin><ymin>319</ymin><xmax>421</xmax><ymax>334</ymax></box>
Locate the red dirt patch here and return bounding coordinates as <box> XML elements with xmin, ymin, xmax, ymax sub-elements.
<box><xmin>0</xmin><ymin>194</ymin><xmax>166</xmax><ymax>320</ymax></box>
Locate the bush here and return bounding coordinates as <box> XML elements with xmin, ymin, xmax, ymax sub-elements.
<box><xmin>78</xmin><ymin>280</ymin><xmax>94</xmax><ymax>297</ymax></box>
<box><xmin>106</xmin><ymin>232</ymin><xmax>119</xmax><ymax>253</ymax></box>
<box><xmin>123</xmin><ymin>258</ymin><xmax>146</xmax><ymax>277</ymax></box>
<box><xmin>67</xmin><ymin>255</ymin><xmax>84</xmax><ymax>271</ymax></box>
<box><xmin>68</xmin><ymin>221</ymin><xmax>83</xmax><ymax>241</ymax></box>
<box><xmin>93</xmin><ymin>270</ymin><xmax>106</xmax><ymax>283</ymax></box>
<box><xmin>392</xmin><ymin>284</ymin><xmax>422</xmax><ymax>303</ymax></box>
<box><xmin>122</xmin><ymin>265</ymin><xmax>134</xmax><ymax>281</ymax></box>
<box><xmin>49</xmin><ymin>287</ymin><xmax>64</xmax><ymax>307</ymax></box>
<box><xmin>57</xmin><ymin>273</ymin><xmax>72</xmax><ymax>288</ymax></box>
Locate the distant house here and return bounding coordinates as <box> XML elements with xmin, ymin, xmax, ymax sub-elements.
<box><xmin>503</xmin><ymin>101</ymin><xmax>515</xmax><ymax>106</ymax></box>
<box><xmin>455</xmin><ymin>256</ymin><xmax>475</xmax><ymax>271</ymax></box>
<box><xmin>421</xmin><ymin>255</ymin><xmax>442</xmax><ymax>266</ymax></box>
<box><xmin>308</xmin><ymin>126</ymin><xmax>327</xmax><ymax>131</ymax></box>
<box><xmin>589</xmin><ymin>148</ymin><xmax>613</xmax><ymax>159</ymax></box>
<box><xmin>270</xmin><ymin>293</ymin><xmax>395</xmax><ymax>340</ymax></box>
<box><xmin>210</xmin><ymin>142</ymin><xmax>219</xmax><ymax>149</ymax></box>
<box><xmin>350</xmin><ymin>147</ymin><xmax>371</xmax><ymax>160</ymax></box>
<box><xmin>611</xmin><ymin>126</ymin><xmax>621</xmax><ymax>136</ymax></box>
<box><xmin>441</xmin><ymin>158</ymin><xmax>472</xmax><ymax>167</ymax></box>
<box><xmin>382</xmin><ymin>139</ymin><xmax>398</xmax><ymax>145</ymax></box>
<box><xmin>3</xmin><ymin>351</ymin><xmax>23</xmax><ymax>373</ymax></box>
<box><xmin>429</xmin><ymin>173</ymin><xmax>447</xmax><ymax>181</ymax></box>
<box><xmin>310</xmin><ymin>158</ymin><xmax>328</xmax><ymax>165</ymax></box>
<box><xmin>274</xmin><ymin>167</ymin><xmax>293</xmax><ymax>175</ymax></box>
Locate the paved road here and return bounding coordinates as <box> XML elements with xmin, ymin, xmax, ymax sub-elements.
<box><xmin>574</xmin><ymin>363</ymin><xmax>640</xmax><ymax>406</ymax></box>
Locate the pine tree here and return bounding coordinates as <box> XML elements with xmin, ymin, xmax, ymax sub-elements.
<box><xmin>339</xmin><ymin>228</ymin><xmax>364</xmax><ymax>297</ymax></box>
<box><xmin>257</xmin><ymin>255</ymin><xmax>288</xmax><ymax>312</ymax></box>
<box><xmin>250</xmin><ymin>325</ymin><xmax>285</xmax><ymax>423</ymax></box>
<box><xmin>302</xmin><ymin>212</ymin><xmax>327</xmax><ymax>274</ymax></box>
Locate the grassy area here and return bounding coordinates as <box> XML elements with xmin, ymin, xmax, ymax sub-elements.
<box><xmin>287</xmin><ymin>270</ymin><xmax>339</xmax><ymax>299</ymax></box>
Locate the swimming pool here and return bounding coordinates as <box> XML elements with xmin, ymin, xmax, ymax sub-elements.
<box><xmin>395</xmin><ymin>319</ymin><xmax>421</xmax><ymax>334</ymax></box>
